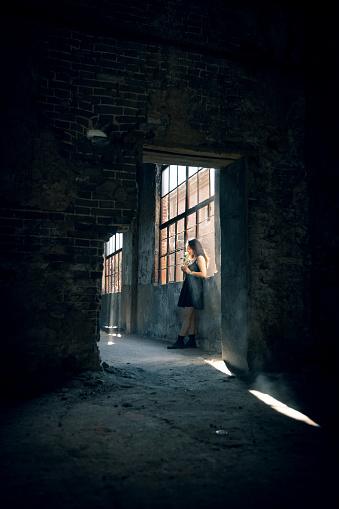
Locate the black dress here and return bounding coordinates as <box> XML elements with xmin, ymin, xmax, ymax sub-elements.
<box><xmin>177</xmin><ymin>260</ymin><xmax>204</xmax><ymax>310</ymax></box>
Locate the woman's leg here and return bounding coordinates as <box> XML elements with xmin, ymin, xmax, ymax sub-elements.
<box><xmin>167</xmin><ymin>307</ymin><xmax>196</xmax><ymax>349</ymax></box>
<box><xmin>179</xmin><ymin>306</ymin><xmax>195</xmax><ymax>336</ymax></box>
<box><xmin>188</xmin><ymin>309</ymin><xmax>196</xmax><ymax>335</ymax></box>
<box><xmin>185</xmin><ymin>308</ymin><xmax>197</xmax><ymax>348</ymax></box>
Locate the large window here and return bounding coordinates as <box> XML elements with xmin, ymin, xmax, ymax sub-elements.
<box><xmin>158</xmin><ymin>165</ymin><xmax>215</xmax><ymax>284</ymax></box>
<box><xmin>102</xmin><ymin>233</ymin><xmax>123</xmax><ymax>294</ymax></box>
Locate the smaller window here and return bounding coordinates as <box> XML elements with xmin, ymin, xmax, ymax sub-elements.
<box><xmin>102</xmin><ymin>233</ymin><xmax>123</xmax><ymax>294</ymax></box>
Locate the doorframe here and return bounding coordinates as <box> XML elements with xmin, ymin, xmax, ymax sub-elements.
<box><xmin>215</xmin><ymin>158</ymin><xmax>249</xmax><ymax>373</ymax></box>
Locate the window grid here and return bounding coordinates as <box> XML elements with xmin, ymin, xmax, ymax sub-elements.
<box><xmin>159</xmin><ymin>166</ymin><xmax>215</xmax><ymax>284</ymax></box>
<box><xmin>102</xmin><ymin>233</ymin><xmax>123</xmax><ymax>294</ymax></box>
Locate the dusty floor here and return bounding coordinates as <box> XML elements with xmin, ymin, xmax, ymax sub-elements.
<box><xmin>1</xmin><ymin>332</ymin><xmax>338</xmax><ymax>509</ymax></box>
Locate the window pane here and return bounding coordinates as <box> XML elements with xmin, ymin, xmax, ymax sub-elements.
<box><xmin>160</xmin><ymin>228</ymin><xmax>167</xmax><ymax>255</ymax></box>
<box><xmin>168</xmin><ymin>253</ymin><xmax>175</xmax><ymax>282</ymax></box>
<box><xmin>168</xmin><ymin>234</ymin><xmax>176</xmax><ymax>253</ymax></box>
<box><xmin>109</xmin><ymin>259</ymin><xmax>112</xmax><ymax>293</ymax></box>
<box><xmin>178</xmin><ymin>165</ymin><xmax>186</xmax><ymax>185</ymax></box>
<box><xmin>106</xmin><ymin>233</ymin><xmax>123</xmax><ymax>258</ymax></box>
<box><xmin>117</xmin><ymin>253</ymin><xmax>120</xmax><ymax>292</ymax></box>
<box><xmin>187</xmin><ymin>226</ymin><xmax>196</xmax><ymax>240</ymax></box>
<box><xmin>118</xmin><ymin>251</ymin><xmax>122</xmax><ymax>291</ymax></box>
<box><xmin>114</xmin><ymin>254</ymin><xmax>118</xmax><ymax>292</ymax></box>
<box><xmin>178</xmin><ymin>182</ymin><xmax>186</xmax><ymax>215</ymax></box>
<box><xmin>198</xmin><ymin>207</ymin><xmax>214</xmax><ymax>237</ymax></box>
<box><xmin>105</xmin><ymin>259</ymin><xmax>108</xmax><ymax>293</ymax></box>
<box><xmin>187</xmin><ymin>212</ymin><xmax>196</xmax><ymax>239</ymax></box>
<box><xmin>162</xmin><ymin>167</ymin><xmax>169</xmax><ymax>196</ymax></box>
<box><xmin>169</xmin><ymin>222</ymin><xmax>176</xmax><ymax>237</ymax></box>
<box><xmin>198</xmin><ymin>168</ymin><xmax>210</xmax><ymax>203</ymax></box>
<box><xmin>161</xmin><ymin>195</ymin><xmax>168</xmax><ymax>224</ymax></box>
<box><xmin>169</xmin><ymin>165</ymin><xmax>177</xmax><ymax>191</ymax></box>
<box><xmin>110</xmin><ymin>255</ymin><xmax>115</xmax><ymax>292</ymax></box>
<box><xmin>188</xmin><ymin>166</ymin><xmax>199</xmax><ymax>177</ymax></box>
<box><xmin>160</xmin><ymin>256</ymin><xmax>167</xmax><ymax>284</ymax></box>
<box><xmin>188</xmin><ymin>173</ymin><xmax>198</xmax><ymax>208</ymax></box>
<box><xmin>198</xmin><ymin>205</ymin><xmax>209</xmax><ymax>224</ymax></box>
<box><xmin>178</xmin><ymin>230</ymin><xmax>185</xmax><ymax>252</ymax></box>
<box><xmin>210</xmin><ymin>168</ymin><xmax>215</xmax><ymax>196</ymax></box>
<box><xmin>106</xmin><ymin>237</ymin><xmax>111</xmax><ymax>256</ymax></box>
<box><xmin>169</xmin><ymin>188</ymin><xmax>177</xmax><ymax>220</ymax></box>
<box><xmin>177</xmin><ymin>218</ymin><xmax>185</xmax><ymax>233</ymax></box>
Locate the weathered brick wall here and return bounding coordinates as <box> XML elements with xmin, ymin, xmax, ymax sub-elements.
<box><xmin>0</xmin><ymin>113</ymin><xmax>138</xmax><ymax>388</ymax></box>
<box><xmin>0</xmin><ymin>0</ymin><xmax>312</xmax><ymax>388</ymax></box>
<box><xmin>1</xmin><ymin>12</ymin><xmax>140</xmax><ymax>388</ymax></box>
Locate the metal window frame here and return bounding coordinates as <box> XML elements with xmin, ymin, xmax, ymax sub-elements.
<box><xmin>104</xmin><ymin>234</ymin><xmax>123</xmax><ymax>294</ymax></box>
<box><xmin>159</xmin><ymin>166</ymin><xmax>214</xmax><ymax>284</ymax></box>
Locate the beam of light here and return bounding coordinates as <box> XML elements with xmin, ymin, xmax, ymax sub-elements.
<box><xmin>204</xmin><ymin>359</ymin><xmax>234</xmax><ymax>376</ymax></box>
<box><xmin>249</xmin><ymin>390</ymin><xmax>320</xmax><ymax>427</ymax></box>
<box><xmin>107</xmin><ymin>341</ymin><xmax>115</xmax><ymax>345</ymax></box>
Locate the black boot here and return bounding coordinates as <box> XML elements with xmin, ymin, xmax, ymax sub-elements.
<box><xmin>184</xmin><ymin>334</ymin><xmax>197</xmax><ymax>348</ymax></box>
<box><xmin>167</xmin><ymin>335</ymin><xmax>185</xmax><ymax>349</ymax></box>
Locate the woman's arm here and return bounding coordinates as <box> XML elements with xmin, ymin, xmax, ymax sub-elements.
<box><xmin>186</xmin><ymin>255</ymin><xmax>206</xmax><ymax>278</ymax></box>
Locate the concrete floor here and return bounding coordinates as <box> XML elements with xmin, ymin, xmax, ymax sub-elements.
<box><xmin>1</xmin><ymin>332</ymin><xmax>338</xmax><ymax>509</ymax></box>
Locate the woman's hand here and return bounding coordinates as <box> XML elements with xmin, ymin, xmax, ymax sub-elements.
<box><xmin>181</xmin><ymin>265</ymin><xmax>190</xmax><ymax>274</ymax></box>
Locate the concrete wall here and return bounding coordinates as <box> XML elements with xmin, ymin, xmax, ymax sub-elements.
<box><xmin>215</xmin><ymin>161</ymin><xmax>249</xmax><ymax>372</ymax></box>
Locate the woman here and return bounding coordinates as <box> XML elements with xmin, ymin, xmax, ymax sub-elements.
<box><xmin>167</xmin><ymin>238</ymin><xmax>209</xmax><ymax>349</ymax></box>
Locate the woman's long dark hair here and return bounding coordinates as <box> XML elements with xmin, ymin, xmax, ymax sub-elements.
<box><xmin>187</xmin><ymin>238</ymin><xmax>210</xmax><ymax>267</ymax></box>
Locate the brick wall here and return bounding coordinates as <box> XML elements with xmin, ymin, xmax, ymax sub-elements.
<box><xmin>0</xmin><ymin>0</ymin><xmax>313</xmax><ymax>389</ymax></box>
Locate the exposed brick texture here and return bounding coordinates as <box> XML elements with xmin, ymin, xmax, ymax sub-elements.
<box><xmin>0</xmin><ymin>0</ymin><xmax>336</xmax><ymax>388</ymax></box>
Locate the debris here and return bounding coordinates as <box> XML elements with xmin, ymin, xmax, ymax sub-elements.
<box><xmin>101</xmin><ymin>363</ymin><xmax>134</xmax><ymax>378</ymax></box>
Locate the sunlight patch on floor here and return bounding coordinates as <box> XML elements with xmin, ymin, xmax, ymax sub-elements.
<box><xmin>103</xmin><ymin>332</ymin><xmax>121</xmax><ymax>346</ymax></box>
<box><xmin>249</xmin><ymin>390</ymin><xmax>320</xmax><ymax>427</ymax></box>
<box><xmin>204</xmin><ymin>359</ymin><xmax>234</xmax><ymax>376</ymax></box>
<box><xmin>105</xmin><ymin>333</ymin><xmax>122</xmax><ymax>345</ymax></box>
